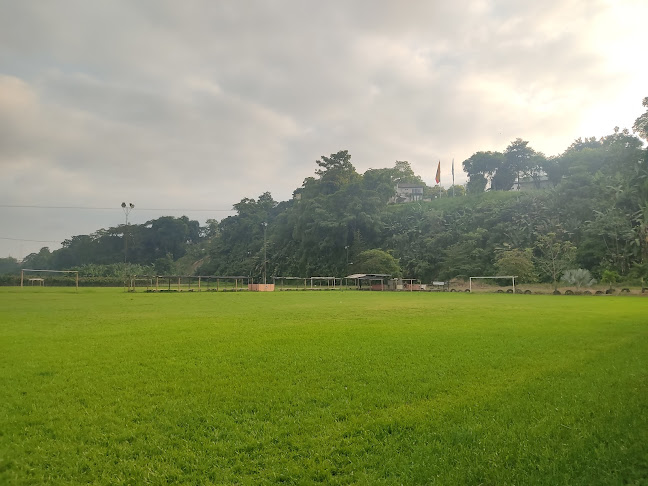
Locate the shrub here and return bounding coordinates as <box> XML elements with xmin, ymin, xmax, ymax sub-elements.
<box><xmin>561</xmin><ymin>269</ymin><xmax>596</xmax><ymax>291</ymax></box>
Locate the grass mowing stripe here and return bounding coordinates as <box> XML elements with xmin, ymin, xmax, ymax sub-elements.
<box><xmin>1</xmin><ymin>289</ymin><xmax>646</xmax><ymax>484</ymax></box>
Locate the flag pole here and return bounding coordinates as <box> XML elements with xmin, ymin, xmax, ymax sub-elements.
<box><xmin>452</xmin><ymin>158</ymin><xmax>455</xmax><ymax>197</ymax></box>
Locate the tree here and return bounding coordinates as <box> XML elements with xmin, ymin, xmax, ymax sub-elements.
<box><xmin>462</xmin><ymin>151</ymin><xmax>504</xmax><ymax>193</ymax></box>
<box><xmin>632</xmin><ymin>96</ymin><xmax>648</xmax><ymax>141</ymax></box>
<box><xmin>534</xmin><ymin>233</ymin><xmax>576</xmax><ymax>290</ymax></box>
<box><xmin>154</xmin><ymin>253</ymin><xmax>175</xmax><ymax>274</ymax></box>
<box><xmin>629</xmin><ymin>262</ymin><xmax>648</xmax><ymax>290</ymax></box>
<box><xmin>541</xmin><ymin>157</ymin><xmax>564</xmax><ymax>186</ymax></box>
<box><xmin>392</xmin><ymin>160</ymin><xmax>424</xmax><ymax>185</ymax></box>
<box><xmin>73</xmin><ymin>262</ymin><xmax>154</xmax><ymax>278</ymax></box>
<box><xmin>628</xmin><ymin>190</ymin><xmax>648</xmax><ymax>265</ymax></box>
<box><xmin>22</xmin><ymin>247</ymin><xmax>53</xmax><ymax>269</ymax></box>
<box><xmin>313</xmin><ymin>150</ymin><xmax>359</xmax><ymax>194</ymax></box>
<box><xmin>143</xmin><ymin>216</ymin><xmax>200</xmax><ymax>261</ymax></box>
<box><xmin>202</xmin><ymin>219</ymin><xmax>220</xmax><ymax>238</ymax></box>
<box><xmin>580</xmin><ymin>209</ymin><xmax>635</xmax><ymax>275</ymax></box>
<box><xmin>600</xmin><ymin>269</ymin><xmax>620</xmax><ymax>290</ymax></box>
<box><xmin>501</xmin><ymin>139</ymin><xmax>545</xmax><ymax>190</ymax></box>
<box><xmin>495</xmin><ymin>249</ymin><xmax>536</xmax><ymax>283</ymax></box>
<box><xmin>315</xmin><ymin>150</ymin><xmax>354</xmax><ymax>177</ymax></box>
<box><xmin>599</xmin><ymin>127</ymin><xmax>645</xmax><ymax>180</ymax></box>
<box><xmin>466</xmin><ymin>174</ymin><xmax>488</xmax><ymax>194</ymax></box>
<box><xmin>559</xmin><ymin>146</ymin><xmax>607</xmax><ymax>178</ymax></box>
<box><xmin>202</xmin><ymin>193</ymin><xmax>280</xmax><ymax>278</ymax></box>
<box><xmin>561</xmin><ymin>268</ymin><xmax>596</xmax><ymax>290</ymax></box>
<box><xmin>441</xmin><ymin>229</ymin><xmax>490</xmax><ymax>280</ymax></box>
<box><xmin>565</xmin><ymin>137</ymin><xmax>601</xmax><ymax>152</ymax></box>
<box><xmin>449</xmin><ymin>185</ymin><xmax>467</xmax><ymax>197</ymax></box>
<box><xmin>0</xmin><ymin>257</ymin><xmax>20</xmax><ymax>274</ymax></box>
<box><xmin>355</xmin><ymin>249</ymin><xmax>401</xmax><ymax>277</ymax></box>
<box><xmin>362</xmin><ymin>168</ymin><xmax>398</xmax><ymax>203</ymax></box>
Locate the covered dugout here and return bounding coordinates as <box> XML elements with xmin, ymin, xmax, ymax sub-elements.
<box><xmin>345</xmin><ymin>273</ymin><xmax>393</xmax><ymax>291</ymax></box>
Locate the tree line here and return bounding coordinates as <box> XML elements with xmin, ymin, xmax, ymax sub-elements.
<box><xmin>2</xmin><ymin>99</ymin><xmax>647</xmax><ymax>286</ymax></box>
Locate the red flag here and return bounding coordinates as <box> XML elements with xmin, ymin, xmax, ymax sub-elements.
<box><xmin>435</xmin><ymin>161</ymin><xmax>441</xmax><ymax>184</ymax></box>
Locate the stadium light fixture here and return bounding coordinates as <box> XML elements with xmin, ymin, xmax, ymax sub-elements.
<box><xmin>121</xmin><ymin>202</ymin><xmax>135</xmax><ymax>262</ymax></box>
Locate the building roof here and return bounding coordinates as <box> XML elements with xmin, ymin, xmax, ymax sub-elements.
<box><xmin>396</xmin><ymin>183</ymin><xmax>424</xmax><ymax>188</ymax></box>
<box><xmin>346</xmin><ymin>273</ymin><xmax>392</xmax><ymax>279</ymax></box>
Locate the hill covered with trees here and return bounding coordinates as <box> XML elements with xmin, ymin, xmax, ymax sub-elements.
<box><xmin>5</xmin><ymin>99</ymin><xmax>647</xmax><ymax>286</ymax></box>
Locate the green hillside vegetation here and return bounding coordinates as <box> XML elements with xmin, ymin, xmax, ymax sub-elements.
<box><xmin>7</xmin><ymin>100</ymin><xmax>648</xmax><ymax>286</ymax></box>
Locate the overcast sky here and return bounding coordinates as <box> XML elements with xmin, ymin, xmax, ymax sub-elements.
<box><xmin>1</xmin><ymin>0</ymin><xmax>646</xmax><ymax>259</ymax></box>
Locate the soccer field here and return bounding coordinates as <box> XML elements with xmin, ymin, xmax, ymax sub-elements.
<box><xmin>1</xmin><ymin>288</ymin><xmax>646</xmax><ymax>485</ymax></box>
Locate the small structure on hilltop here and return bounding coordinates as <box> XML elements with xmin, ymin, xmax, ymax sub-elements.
<box><xmin>391</xmin><ymin>183</ymin><xmax>424</xmax><ymax>203</ymax></box>
<box><xmin>515</xmin><ymin>176</ymin><xmax>553</xmax><ymax>191</ymax></box>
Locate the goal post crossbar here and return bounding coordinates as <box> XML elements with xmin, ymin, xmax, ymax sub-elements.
<box><xmin>21</xmin><ymin>269</ymin><xmax>79</xmax><ymax>290</ymax></box>
<box><xmin>469</xmin><ymin>276</ymin><xmax>517</xmax><ymax>293</ymax></box>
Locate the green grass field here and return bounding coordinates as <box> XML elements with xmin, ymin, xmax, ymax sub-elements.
<box><xmin>1</xmin><ymin>288</ymin><xmax>647</xmax><ymax>485</ymax></box>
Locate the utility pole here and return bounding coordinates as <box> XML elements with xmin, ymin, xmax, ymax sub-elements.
<box><xmin>121</xmin><ymin>202</ymin><xmax>134</xmax><ymax>263</ymax></box>
<box><xmin>262</xmin><ymin>222</ymin><xmax>268</xmax><ymax>285</ymax></box>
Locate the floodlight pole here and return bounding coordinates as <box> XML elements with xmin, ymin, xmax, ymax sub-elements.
<box><xmin>262</xmin><ymin>222</ymin><xmax>268</xmax><ymax>285</ymax></box>
<box><xmin>121</xmin><ymin>202</ymin><xmax>135</xmax><ymax>263</ymax></box>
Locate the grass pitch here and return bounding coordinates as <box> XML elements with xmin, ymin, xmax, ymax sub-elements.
<box><xmin>1</xmin><ymin>288</ymin><xmax>647</xmax><ymax>485</ymax></box>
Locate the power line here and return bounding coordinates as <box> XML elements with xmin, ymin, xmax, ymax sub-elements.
<box><xmin>0</xmin><ymin>204</ymin><xmax>233</xmax><ymax>211</ymax></box>
<box><xmin>0</xmin><ymin>236</ymin><xmax>60</xmax><ymax>243</ymax></box>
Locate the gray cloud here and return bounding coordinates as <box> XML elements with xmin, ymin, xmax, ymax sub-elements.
<box><xmin>1</xmin><ymin>0</ymin><xmax>646</xmax><ymax>257</ymax></box>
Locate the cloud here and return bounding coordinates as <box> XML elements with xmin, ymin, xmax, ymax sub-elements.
<box><xmin>0</xmin><ymin>0</ymin><xmax>646</xmax><ymax>257</ymax></box>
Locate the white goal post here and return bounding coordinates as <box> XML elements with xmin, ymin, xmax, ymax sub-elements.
<box><xmin>469</xmin><ymin>276</ymin><xmax>517</xmax><ymax>293</ymax></box>
<box><xmin>21</xmin><ymin>269</ymin><xmax>79</xmax><ymax>290</ymax></box>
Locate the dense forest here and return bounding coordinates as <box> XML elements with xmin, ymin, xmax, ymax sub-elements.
<box><xmin>2</xmin><ymin>99</ymin><xmax>647</xmax><ymax>286</ymax></box>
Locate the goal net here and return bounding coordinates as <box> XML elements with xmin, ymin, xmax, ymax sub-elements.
<box><xmin>21</xmin><ymin>269</ymin><xmax>79</xmax><ymax>290</ymax></box>
<box><xmin>469</xmin><ymin>276</ymin><xmax>518</xmax><ymax>293</ymax></box>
